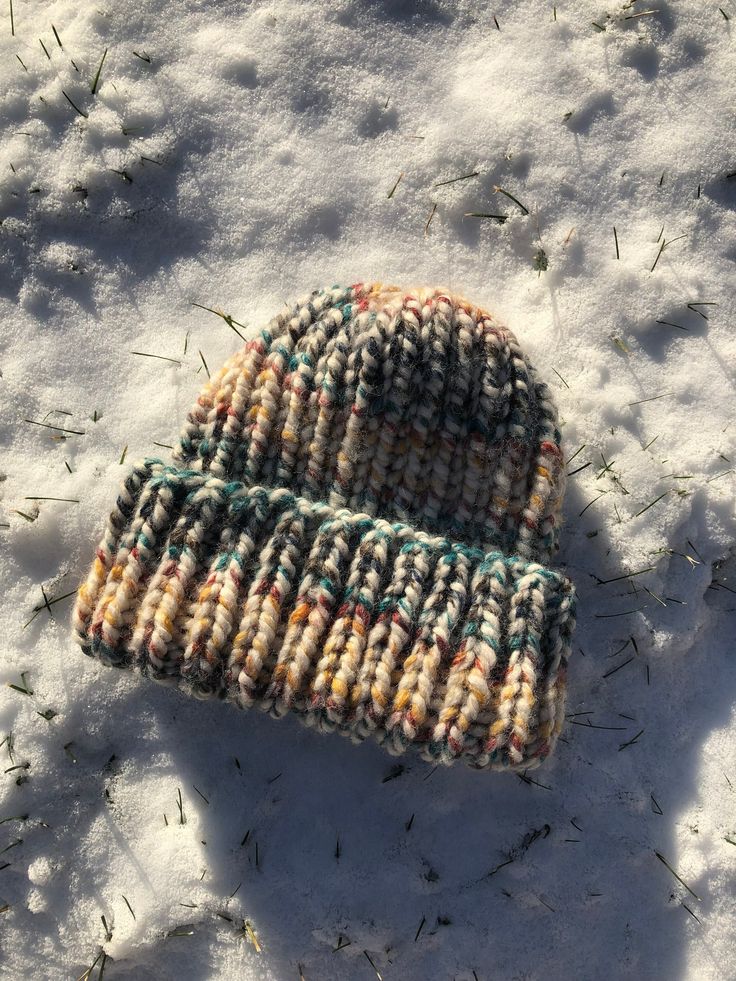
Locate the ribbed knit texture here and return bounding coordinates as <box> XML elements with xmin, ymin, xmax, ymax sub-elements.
<box><xmin>73</xmin><ymin>283</ymin><xmax>577</xmax><ymax>771</ymax></box>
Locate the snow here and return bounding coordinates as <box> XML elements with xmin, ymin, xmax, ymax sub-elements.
<box><xmin>1</xmin><ymin>0</ymin><xmax>735</xmax><ymax>978</ymax></box>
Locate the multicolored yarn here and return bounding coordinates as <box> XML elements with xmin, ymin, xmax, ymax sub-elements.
<box><xmin>73</xmin><ymin>284</ymin><xmax>577</xmax><ymax>771</ymax></box>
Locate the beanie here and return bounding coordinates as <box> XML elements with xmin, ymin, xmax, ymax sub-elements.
<box><xmin>72</xmin><ymin>283</ymin><xmax>576</xmax><ymax>771</ymax></box>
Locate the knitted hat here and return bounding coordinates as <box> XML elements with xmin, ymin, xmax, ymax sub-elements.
<box><xmin>73</xmin><ymin>283</ymin><xmax>576</xmax><ymax>771</ymax></box>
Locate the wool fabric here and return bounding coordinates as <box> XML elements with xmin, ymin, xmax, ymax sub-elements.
<box><xmin>73</xmin><ymin>283</ymin><xmax>577</xmax><ymax>771</ymax></box>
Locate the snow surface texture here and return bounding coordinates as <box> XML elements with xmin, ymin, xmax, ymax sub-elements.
<box><xmin>1</xmin><ymin>1</ymin><xmax>735</xmax><ymax>978</ymax></box>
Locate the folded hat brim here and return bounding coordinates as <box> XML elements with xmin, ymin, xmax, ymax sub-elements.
<box><xmin>73</xmin><ymin>461</ymin><xmax>576</xmax><ymax>771</ymax></box>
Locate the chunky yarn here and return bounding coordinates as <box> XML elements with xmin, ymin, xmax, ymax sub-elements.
<box><xmin>73</xmin><ymin>283</ymin><xmax>576</xmax><ymax>771</ymax></box>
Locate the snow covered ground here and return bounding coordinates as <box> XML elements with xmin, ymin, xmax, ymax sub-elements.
<box><xmin>1</xmin><ymin>0</ymin><xmax>735</xmax><ymax>978</ymax></box>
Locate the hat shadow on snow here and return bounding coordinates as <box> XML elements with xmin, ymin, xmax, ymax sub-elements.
<box><xmin>56</xmin><ymin>473</ymin><xmax>735</xmax><ymax>981</ymax></box>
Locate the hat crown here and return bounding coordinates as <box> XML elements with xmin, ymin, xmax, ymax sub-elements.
<box><xmin>173</xmin><ymin>283</ymin><xmax>565</xmax><ymax>562</ymax></box>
